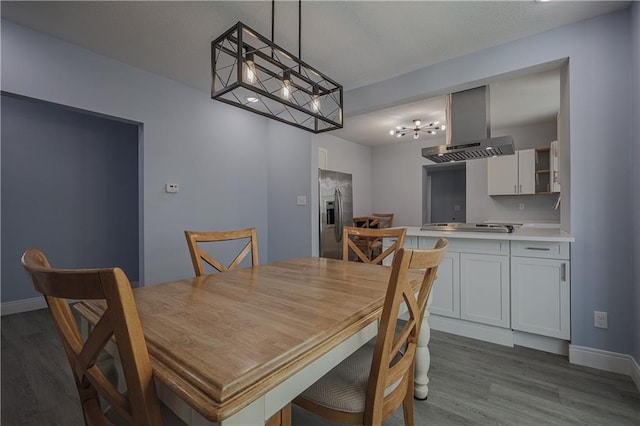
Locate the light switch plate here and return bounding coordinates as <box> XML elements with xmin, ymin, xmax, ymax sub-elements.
<box><xmin>296</xmin><ymin>195</ymin><xmax>307</xmax><ymax>206</ymax></box>
<box><xmin>165</xmin><ymin>183</ymin><xmax>179</xmax><ymax>193</ymax></box>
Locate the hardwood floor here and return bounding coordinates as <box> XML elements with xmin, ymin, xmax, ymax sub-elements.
<box><xmin>2</xmin><ymin>309</ymin><xmax>639</xmax><ymax>425</ymax></box>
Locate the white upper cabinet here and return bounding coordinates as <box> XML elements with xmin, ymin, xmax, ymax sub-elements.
<box><xmin>487</xmin><ymin>149</ymin><xmax>535</xmax><ymax>195</ymax></box>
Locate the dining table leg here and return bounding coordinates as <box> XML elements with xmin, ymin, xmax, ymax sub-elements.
<box><xmin>414</xmin><ymin>292</ymin><xmax>433</xmax><ymax>400</ymax></box>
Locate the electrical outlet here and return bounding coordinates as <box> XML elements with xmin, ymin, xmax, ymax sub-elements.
<box><xmin>594</xmin><ymin>311</ymin><xmax>608</xmax><ymax>329</ymax></box>
<box><xmin>165</xmin><ymin>183</ymin><xmax>179</xmax><ymax>193</ymax></box>
<box><xmin>296</xmin><ymin>195</ymin><xmax>307</xmax><ymax>206</ymax></box>
<box><xmin>519</xmin><ymin>203</ymin><xmax>525</xmax><ymax>210</ymax></box>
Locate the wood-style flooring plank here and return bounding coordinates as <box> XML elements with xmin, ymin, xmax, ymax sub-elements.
<box><xmin>2</xmin><ymin>309</ymin><xmax>639</xmax><ymax>425</ymax></box>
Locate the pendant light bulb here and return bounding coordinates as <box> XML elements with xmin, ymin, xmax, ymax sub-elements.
<box><xmin>311</xmin><ymin>85</ymin><xmax>320</xmax><ymax>113</ymax></box>
<box><xmin>413</xmin><ymin>132</ymin><xmax>419</xmax><ymax>139</ymax></box>
<box><xmin>244</xmin><ymin>52</ymin><xmax>257</xmax><ymax>84</ymax></box>
<box><xmin>281</xmin><ymin>71</ymin><xmax>292</xmax><ymax>100</ymax></box>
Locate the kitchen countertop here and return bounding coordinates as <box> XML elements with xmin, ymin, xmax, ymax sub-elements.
<box><xmin>402</xmin><ymin>225</ymin><xmax>574</xmax><ymax>243</ymax></box>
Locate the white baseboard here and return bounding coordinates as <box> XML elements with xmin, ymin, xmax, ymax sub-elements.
<box><xmin>570</xmin><ymin>344</ymin><xmax>640</xmax><ymax>391</ymax></box>
<box><xmin>428</xmin><ymin>315</ymin><xmax>515</xmax><ymax>347</ymax></box>
<box><xmin>514</xmin><ymin>331</ymin><xmax>569</xmax><ymax>355</ymax></box>
<box><xmin>631</xmin><ymin>356</ymin><xmax>640</xmax><ymax>392</ymax></box>
<box><xmin>1</xmin><ymin>296</ymin><xmax>47</xmax><ymax>316</ymax></box>
<box><xmin>429</xmin><ymin>316</ymin><xmax>569</xmax><ymax>355</ymax></box>
<box><xmin>1</xmin><ymin>283</ymin><xmax>140</xmax><ymax>317</ymax></box>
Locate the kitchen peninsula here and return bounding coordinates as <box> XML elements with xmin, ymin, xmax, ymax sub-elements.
<box><xmin>385</xmin><ymin>224</ymin><xmax>574</xmax><ymax>355</ymax></box>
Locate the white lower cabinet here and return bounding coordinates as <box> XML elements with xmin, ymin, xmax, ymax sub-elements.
<box><xmin>385</xmin><ymin>234</ymin><xmax>571</xmax><ymax>347</ymax></box>
<box><xmin>417</xmin><ymin>237</ymin><xmax>509</xmax><ymax>327</ymax></box>
<box><xmin>460</xmin><ymin>253</ymin><xmax>510</xmax><ymax>327</ymax></box>
<box><xmin>427</xmin><ymin>252</ymin><xmax>460</xmax><ymax>318</ymax></box>
<box><xmin>511</xmin><ymin>255</ymin><xmax>570</xmax><ymax>340</ymax></box>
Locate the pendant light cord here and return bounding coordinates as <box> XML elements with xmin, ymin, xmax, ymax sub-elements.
<box><xmin>271</xmin><ymin>0</ymin><xmax>275</xmax><ymax>57</ymax></box>
<box><xmin>298</xmin><ymin>0</ymin><xmax>302</xmax><ymax>72</ymax></box>
<box><xmin>271</xmin><ymin>0</ymin><xmax>303</xmax><ymax>71</ymax></box>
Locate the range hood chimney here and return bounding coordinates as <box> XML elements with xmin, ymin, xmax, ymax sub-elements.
<box><xmin>422</xmin><ymin>86</ymin><xmax>515</xmax><ymax>163</ymax></box>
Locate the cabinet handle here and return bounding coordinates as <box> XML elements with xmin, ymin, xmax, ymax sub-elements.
<box><xmin>561</xmin><ymin>263</ymin><xmax>567</xmax><ymax>281</ymax></box>
<box><xmin>514</xmin><ymin>185</ymin><xmax>517</xmax><ymax>193</ymax></box>
<box><xmin>525</xmin><ymin>247</ymin><xmax>551</xmax><ymax>251</ymax></box>
<box><xmin>519</xmin><ymin>184</ymin><xmax>522</xmax><ymax>193</ymax></box>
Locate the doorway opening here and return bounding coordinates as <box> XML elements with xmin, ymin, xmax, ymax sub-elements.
<box><xmin>1</xmin><ymin>92</ymin><xmax>142</xmax><ymax>308</ymax></box>
<box><xmin>422</xmin><ymin>163</ymin><xmax>466</xmax><ymax>224</ymax></box>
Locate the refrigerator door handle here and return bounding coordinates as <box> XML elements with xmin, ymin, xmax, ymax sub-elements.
<box><xmin>335</xmin><ymin>188</ymin><xmax>343</xmax><ymax>242</ymax></box>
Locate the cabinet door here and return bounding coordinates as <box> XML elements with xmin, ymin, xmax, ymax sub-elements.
<box><xmin>429</xmin><ymin>252</ymin><xmax>460</xmax><ymax>318</ymax></box>
<box><xmin>460</xmin><ymin>253</ymin><xmax>510</xmax><ymax>327</ymax></box>
<box><xmin>511</xmin><ymin>257</ymin><xmax>570</xmax><ymax>339</ymax></box>
<box><xmin>518</xmin><ymin>149</ymin><xmax>535</xmax><ymax>195</ymax></box>
<box><xmin>487</xmin><ymin>155</ymin><xmax>518</xmax><ymax>195</ymax></box>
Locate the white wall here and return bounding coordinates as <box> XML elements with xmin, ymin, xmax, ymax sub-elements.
<box><xmin>466</xmin><ymin>120</ymin><xmax>561</xmax><ymax>223</ymax></box>
<box><xmin>350</xmin><ymin>10</ymin><xmax>635</xmax><ymax>356</ymax></box>
<box><xmin>315</xmin><ymin>133</ymin><xmax>372</xmax><ymax>218</ymax></box>
<box><xmin>494</xmin><ymin>121</ymin><xmax>557</xmax><ymax>150</ymax></box>
<box><xmin>1</xmin><ymin>21</ymin><xmax>276</xmax><ymax>286</ymax></box>
<box><xmin>371</xmin><ymin>137</ymin><xmax>446</xmax><ymax>226</ymax></box>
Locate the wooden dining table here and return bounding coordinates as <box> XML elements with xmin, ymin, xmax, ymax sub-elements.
<box><xmin>76</xmin><ymin>256</ymin><xmax>433</xmax><ymax>425</ymax></box>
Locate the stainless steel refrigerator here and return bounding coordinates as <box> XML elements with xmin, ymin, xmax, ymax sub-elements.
<box><xmin>319</xmin><ymin>169</ymin><xmax>353</xmax><ymax>259</ymax></box>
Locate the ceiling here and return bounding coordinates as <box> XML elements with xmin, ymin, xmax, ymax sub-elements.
<box><xmin>1</xmin><ymin>1</ymin><xmax>629</xmax><ymax>146</ymax></box>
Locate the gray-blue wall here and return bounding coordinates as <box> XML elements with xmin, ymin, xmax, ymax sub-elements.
<box><xmin>0</xmin><ymin>20</ymin><xmax>280</xmax><ymax>289</ymax></box>
<box><xmin>631</xmin><ymin>2</ymin><xmax>640</xmax><ymax>364</ymax></box>
<box><xmin>1</xmin><ymin>94</ymin><xmax>139</xmax><ymax>301</ymax></box>
<box><xmin>347</xmin><ymin>9</ymin><xmax>636</xmax><ymax>357</ymax></box>
<box><xmin>267</xmin><ymin>121</ymin><xmax>313</xmax><ymax>262</ymax></box>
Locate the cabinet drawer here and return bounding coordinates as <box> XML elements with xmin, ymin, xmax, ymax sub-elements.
<box><xmin>511</xmin><ymin>241</ymin><xmax>570</xmax><ymax>259</ymax></box>
<box><xmin>418</xmin><ymin>237</ymin><xmax>509</xmax><ymax>255</ymax></box>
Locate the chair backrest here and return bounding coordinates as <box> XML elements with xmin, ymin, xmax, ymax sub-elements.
<box><xmin>353</xmin><ymin>216</ymin><xmax>380</xmax><ymax>229</ymax></box>
<box><xmin>343</xmin><ymin>226</ymin><xmax>407</xmax><ymax>265</ymax></box>
<box><xmin>365</xmin><ymin>239</ymin><xmax>448</xmax><ymax>425</ymax></box>
<box><xmin>21</xmin><ymin>248</ymin><xmax>162</xmax><ymax>426</ymax></box>
<box><xmin>184</xmin><ymin>227</ymin><xmax>259</xmax><ymax>276</ymax></box>
<box><xmin>372</xmin><ymin>213</ymin><xmax>394</xmax><ymax>229</ymax></box>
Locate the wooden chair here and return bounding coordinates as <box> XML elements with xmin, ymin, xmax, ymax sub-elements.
<box><xmin>368</xmin><ymin>214</ymin><xmax>395</xmax><ymax>258</ymax></box>
<box><xmin>343</xmin><ymin>226</ymin><xmax>407</xmax><ymax>265</ymax></box>
<box><xmin>21</xmin><ymin>248</ymin><xmax>165</xmax><ymax>426</ymax></box>
<box><xmin>295</xmin><ymin>239</ymin><xmax>449</xmax><ymax>426</ymax></box>
<box><xmin>372</xmin><ymin>213</ymin><xmax>394</xmax><ymax>229</ymax></box>
<box><xmin>184</xmin><ymin>227</ymin><xmax>259</xmax><ymax>276</ymax></box>
<box><xmin>353</xmin><ymin>216</ymin><xmax>381</xmax><ymax>229</ymax></box>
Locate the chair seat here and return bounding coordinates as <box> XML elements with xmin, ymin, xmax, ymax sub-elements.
<box><xmin>300</xmin><ymin>340</ymin><xmax>401</xmax><ymax>414</ymax></box>
<box><xmin>300</xmin><ymin>340</ymin><xmax>374</xmax><ymax>413</ymax></box>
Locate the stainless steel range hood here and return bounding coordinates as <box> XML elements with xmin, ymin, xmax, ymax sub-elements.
<box><xmin>422</xmin><ymin>86</ymin><xmax>515</xmax><ymax>163</ymax></box>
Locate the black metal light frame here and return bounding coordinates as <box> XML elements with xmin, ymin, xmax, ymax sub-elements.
<box><xmin>211</xmin><ymin>21</ymin><xmax>343</xmax><ymax>133</ymax></box>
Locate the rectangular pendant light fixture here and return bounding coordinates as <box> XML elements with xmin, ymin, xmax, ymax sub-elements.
<box><xmin>211</xmin><ymin>21</ymin><xmax>343</xmax><ymax>133</ymax></box>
